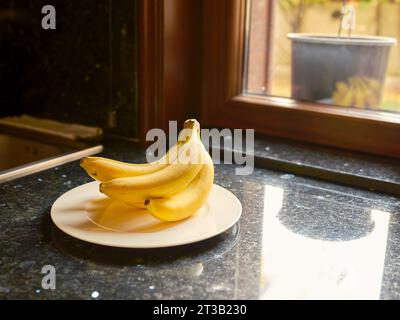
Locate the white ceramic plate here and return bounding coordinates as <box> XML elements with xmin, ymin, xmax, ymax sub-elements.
<box><xmin>50</xmin><ymin>181</ymin><xmax>242</xmax><ymax>248</ymax></box>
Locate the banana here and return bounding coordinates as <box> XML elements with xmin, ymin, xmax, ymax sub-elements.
<box><xmin>360</xmin><ymin>77</ymin><xmax>379</xmax><ymax>108</ymax></box>
<box><xmin>81</xmin><ymin>142</ymin><xmax>181</xmax><ymax>181</ymax></box>
<box><xmin>332</xmin><ymin>77</ymin><xmax>381</xmax><ymax>109</ymax></box>
<box><xmin>99</xmin><ymin>128</ymin><xmax>204</xmax><ymax>206</ymax></box>
<box><xmin>340</xmin><ymin>87</ymin><xmax>354</xmax><ymax>106</ymax></box>
<box><xmin>79</xmin><ymin>118</ymin><xmax>215</xmax><ymax>222</ymax></box>
<box><xmin>145</xmin><ymin>143</ymin><xmax>214</xmax><ymax>222</ymax></box>
<box><xmin>80</xmin><ymin>119</ymin><xmax>200</xmax><ymax>181</ymax></box>
<box><xmin>332</xmin><ymin>81</ymin><xmax>348</xmax><ymax>106</ymax></box>
<box><xmin>354</xmin><ymin>78</ymin><xmax>365</xmax><ymax>108</ymax></box>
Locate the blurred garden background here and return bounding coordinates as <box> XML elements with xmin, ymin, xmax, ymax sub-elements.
<box><xmin>246</xmin><ymin>0</ymin><xmax>400</xmax><ymax>112</ymax></box>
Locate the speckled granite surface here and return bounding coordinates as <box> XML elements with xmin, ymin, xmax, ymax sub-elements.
<box><xmin>253</xmin><ymin>136</ymin><xmax>400</xmax><ymax>184</ymax></box>
<box><xmin>211</xmin><ymin>134</ymin><xmax>400</xmax><ymax>195</ymax></box>
<box><xmin>0</xmin><ymin>140</ymin><xmax>400</xmax><ymax>299</ymax></box>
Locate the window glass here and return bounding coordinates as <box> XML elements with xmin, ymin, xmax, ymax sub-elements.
<box><xmin>245</xmin><ymin>0</ymin><xmax>400</xmax><ymax>113</ymax></box>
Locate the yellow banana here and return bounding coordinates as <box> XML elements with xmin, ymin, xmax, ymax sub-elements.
<box><xmin>333</xmin><ymin>81</ymin><xmax>349</xmax><ymax>106</ymax></box>
<box><xmin>335</xmin><ymin>78</ymin><xmax>356</xmax><ymax>107</ymax></box>
<box><xmin>353</xmin><ymin>78</ymin><xmax>365</xmax><ymax>108</ymax></box>
<box><xmin>99</xmin><ymin>129</ymin><xmax>204</xmax><ymax>206</ymax></box>
<box><xmin>145</xmin><ymin>143</ymin><xmax>214</xmax><ymax>222</ymax></box>
<box><xmin>336</xmin><ymin>82</ymin><xmax>348</xmax><ymax>95</ymax></box>
<box><xmin>360</xmin><ymin>77</ymin><xmax>379</xmax><ymax>108</ymax></box>
<box><xmin>80</xmin><ymin>142</ymin><xmax>181</xmax><ymax>181</ymax></box>
<box><xmin>80</xmin><ymin>119</ymin><xmax>200</xmax><ymax>181</ymax></box>
<box><xmin>340</xmin><ymin>88</ymin><xmax>354</xmax><ymax>106</ymax></box>
<box><xmin>333</xmin><ymin>77</ymin><xmax>382</xmax><ymax>109</ymax></box>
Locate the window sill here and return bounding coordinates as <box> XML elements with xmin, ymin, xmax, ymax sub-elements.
<box><xmin>211</xmin><ymin>134</ymin><xmax>400</xmax><ymax>196</ymax></box>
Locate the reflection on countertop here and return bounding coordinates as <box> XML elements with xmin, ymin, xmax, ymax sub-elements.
<box><xmin>0</xmin><ymin>139</ymin><xmax>399</xmax><ymax>299</ymax></box>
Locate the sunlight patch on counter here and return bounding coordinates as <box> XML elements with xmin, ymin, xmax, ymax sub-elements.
<box><xmin>259</xmin><ymin>185</ymin><xmax>390</xmax><ymax>300</ymax></box>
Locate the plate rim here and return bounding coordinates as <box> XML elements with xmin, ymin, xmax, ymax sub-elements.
<box><xmin>50</xmin><ymin>181</ymin><xmax>242</xmax><ymax>248</ymax></box>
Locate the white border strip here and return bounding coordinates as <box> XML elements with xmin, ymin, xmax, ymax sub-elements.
<box><xmin>0</xmin><ymin>145</ymin><xmax>103</xmax><ymax>183</ymax></box>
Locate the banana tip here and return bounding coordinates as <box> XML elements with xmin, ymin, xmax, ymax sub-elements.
<box><xmin>183</xmin><ymin>119</ymin><xmax>200</xmax><ymax>131</ymax></box>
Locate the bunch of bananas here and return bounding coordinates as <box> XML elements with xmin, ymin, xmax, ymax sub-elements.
<box><xmin>80</xmin><ymin>119</ymin><xmax>214</xmax><ymax>222</ymax></box>
<box><xmin>332</xmin><ymin>76</ymin><xmax>381</xmax><ymax>109</ymax></box>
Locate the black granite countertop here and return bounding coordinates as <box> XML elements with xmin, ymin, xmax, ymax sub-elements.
<box><xmin>1</xmin><ymin>139</ymin><xmax>400</xmax><ymax>299</ymax></box>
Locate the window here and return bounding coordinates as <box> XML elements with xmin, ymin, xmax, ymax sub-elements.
<box><xmin>245</xmin><ymin>0</ymin><xmax>400</xmax><ymax>113</ymax></box>
<box><xmin>201</xmin><ymin>0</ymin><xmax>400</xmax><ymax>158</ymax></box>
<box><xmin>138</xmin><ymin>0</ymin><xmax>400</xmax><ymax>158</ymax></box>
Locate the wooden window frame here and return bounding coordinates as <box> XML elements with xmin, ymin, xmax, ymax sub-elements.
<box><xmin>139</xmin><ymin>0</ymin><xmax>400</xmax><ymax>158</ymax></box>
<box><xmin>138</xmin><ymin>0</ymin><xmax>203</xmax><ymax>142</ymax></box>
<box><xmin>202</xmin><ymin>0</ymin><xmax>400</xmax><ymax>158</ymax></box>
